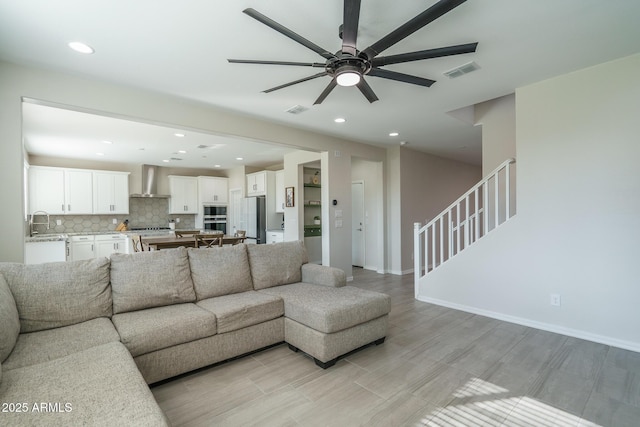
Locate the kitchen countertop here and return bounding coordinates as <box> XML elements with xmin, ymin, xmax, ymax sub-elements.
<box><xmin>26</xmin><ymin>229</ymin><xmax>227</xmax><ymax>242</ymax></box>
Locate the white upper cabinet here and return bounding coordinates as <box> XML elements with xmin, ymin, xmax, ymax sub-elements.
<box><xmin>29</xmin><ymin>166</ymin><xmax>93</xmax><ymax>215</ymax></box>
<box><xmin>198</xmin><ymin>176</ymin><xmax>228</xmax><ymax>205</ymax></box>
<box><xmin>246</xmin><ymin>171</ymin><xmax>267</xmax><ymax>196</ymax></box>
<box><xmin>169</xmin><ymin>176</ymin><xmax>198</xmax><ymax>214</ymax></box>
<box><xmin>64</xmin><ymin>170</ymin><xmax>94</xmax><ymax>214</ymax></box>
<box><xmin>275</xmin><ymin>170</ymin><xmax>285</xmax><ymax>213</ymax></box>
<box><xmin>29</xmin><ymin>167</ymin><xmax>65</xmax><ymax>214</ymax></box>
<box><xmin>93</xmin><ymin>171</ymin><xmax>130</xmax><ymax>214</ymax></box>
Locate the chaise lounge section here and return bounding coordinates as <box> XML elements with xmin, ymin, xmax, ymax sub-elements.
<box><xmin>0</xmin><ymin>241</ymin><xmax>390</xmax><ymax>425</ymax></box>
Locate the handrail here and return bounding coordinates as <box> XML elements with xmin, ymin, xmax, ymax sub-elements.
<box><xmin>420</xmin><ymin>158</ymin><xmax>515</xmax><ymax>233</ymax></box>
<box><xmin>414</xmin><ymin>158</ymin><xmax>516</xmax><ymax>287</ymax></box>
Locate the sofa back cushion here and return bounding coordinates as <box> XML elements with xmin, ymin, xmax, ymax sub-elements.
<box><xmin>0</xmin><ymin>258</ymin><xmax>112</xmax><ymax>334</ymax></box>
<box><xmin>247</xmin><ymin>241</ymin><xmax>309</xmax><ymax>290</ymax></box>
<box><xmin>0</xmin><ymin>273</ymin><xmax>20</xmax><ymax>362</ymax></box>
<box><xmin>187</xmin><ymin>245</ymin><xmax>253</xmax><ymax>300</ymax></box>
<box><xmin>110</xmin><ymin>247</ymin><xmax>196</xmax><ymax>314</ymax></box>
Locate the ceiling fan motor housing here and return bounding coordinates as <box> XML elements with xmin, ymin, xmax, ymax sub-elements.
<box><xmin>326</xmin><ymin>52</ymin><xmax>371</xmax><ymax>78</ymax></box>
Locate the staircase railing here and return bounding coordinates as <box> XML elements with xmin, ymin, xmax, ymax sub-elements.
<box><xmin>414</xmin><ymin>158</ymin><xmax>516</xmax><ymax>290</ymax></box>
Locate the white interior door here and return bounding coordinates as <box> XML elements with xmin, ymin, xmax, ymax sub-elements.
<box><xmin>352</xmin><ymin>181</ymin><xmax>365</xmax><ymax>267</ymax></box>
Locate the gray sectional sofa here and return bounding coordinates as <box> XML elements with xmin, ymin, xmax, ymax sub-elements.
<box><xmin>0</xmin><ymin>241</ymin><xmax>390</xmax><ymax>426</ymax></box>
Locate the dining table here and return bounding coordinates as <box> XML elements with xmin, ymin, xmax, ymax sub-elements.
<box><xmin>141</xmin><ymin>234</ymin><xmax>244</xmax><ymax>250</ymax></box>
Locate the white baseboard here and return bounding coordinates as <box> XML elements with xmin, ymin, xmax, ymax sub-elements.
<box><xmin>415</xmin><ymin>295</ymin><xmax>640</xmax><ymax>353</ymax></box>
<box><xmin>387</xmin><ymin>269</ymin><xmax>414</xmax><ymax>276</ymax></box>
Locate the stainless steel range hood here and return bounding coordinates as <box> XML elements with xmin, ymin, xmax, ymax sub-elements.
<box><xmin>130</xmin><ymin>164</ymin><xmax>170</xmax><ymax>198</ymax></box>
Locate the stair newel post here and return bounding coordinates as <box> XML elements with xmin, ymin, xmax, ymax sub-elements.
<box><xmin>414</xmin><ymin>222</ymin><xmax>422</xmax><ymax>297</ymax></box>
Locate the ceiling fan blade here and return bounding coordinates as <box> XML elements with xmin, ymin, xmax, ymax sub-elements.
<box><xmin>372</xmin><ymin>42</ymin><xmax>478</xmax><ymax>67</ymax></box>
<box><xmin>228</xmin><ymin>59</ymin><xmax>326</xmax><ymax>68</ymax></box>
<box><xmin>361</xmin><ymin>0</ymin><xmax>468</xmax><ymax>60</ymax></box>
<box><xmin>263</xmin><ymin>72</ymin><xmax>328</xmax><ymax>93</ymax></box>
<box><xmin>243</xmin><ymin>8</ymin><xmax>336</xmax><ymax>60</ymax></box>
<box><xmin>342</xmin><ymin>0</ymin><xmax>362</xmax><ymax>56</ymax></box>
<box><xmin>313</xmin><ymin>80</ymin><xmax>338</xmax><ymax>105</ymax></box>
<box><xmin>368</xmin><ymin>68</ymin><xmax>435</xmax><ymax>87</ymax></box>
<box><xmin>356</xmin><ymin>79</ymin><xmax>379</xmax><ymax>103</ymax></box>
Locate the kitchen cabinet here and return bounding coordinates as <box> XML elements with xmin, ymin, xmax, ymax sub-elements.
<box><xmin>246</xmin><ymin>171</ymin><xmax>267</xmax><ymax>196</ymax></box>
<box><xmin>245</xmin><ymin>170</ymin><xmax>281</xmax><ymax>230</ymax></box>
<box><xmin>65</xmin><ymin>170</ymin><xmax>94</xmax><ymax>214</ymax></box>
<box><xmin>25</xmin><ymin>240</ymin><xmax>67</xmax><ymax>264</ymax></box>
<box><xmin>93</xmin><ymin>171</ymin><xmax>130</xmax><ymax>214</ymax></box>
<box><xmin>198</xmin><ymin>176</ymin><xmax>228</xmax><ymax>204</ymax></box>
<box><xmin>275</xmin><ymin>170</ymin><xmax>285</xmax><ymax>213</ymax></box>
<box><xmin>267</xmin><ymin>230</ymin><xmax>284</xmax><ymax>244</ymax></box>
<box><xmin>95</xmin><ymin>234</ymin><xmax>127</xmax><ymax>258</ymax></box>
<box><xmin>169</xmin><ymin>176</ymin><xmax>198</xmax><ymax>214</ymax></box>
<box><xmin>29</xmin><ymin>166</ymin><xmax>93</xmax><ymax>214</ymax></box>
<box><xmin>68</xmin><ymin>235</ymin><xmax>95</xmax><ymax>261</ymax></box>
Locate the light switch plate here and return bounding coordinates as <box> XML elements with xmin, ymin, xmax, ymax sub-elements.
<box><xmin>335</xmin><ymin>210</ymin><xmax>343</xmax><ymax>218</ymax></box>
<box><xmin>335</xmin><ymin>220</ymin><xmax>343</xmax><ymax>228</ymax></box>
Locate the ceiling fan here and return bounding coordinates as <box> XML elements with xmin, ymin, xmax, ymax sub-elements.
<box><xmin>228</xmin><ymin>0</ymin><xmax>478</xmax><ymax>105</ymax></box>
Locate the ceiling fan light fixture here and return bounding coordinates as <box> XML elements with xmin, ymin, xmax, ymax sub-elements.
<box><xmin>336</xmin><ymin>68</ymin><xmax>361</xmax><ymax>87</ymax></box>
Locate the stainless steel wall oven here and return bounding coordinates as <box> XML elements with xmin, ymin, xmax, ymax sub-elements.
<box><xmin>203</xmin><ymin>205</ymin><xmax>227</xmax><ymax>234</ymax></box>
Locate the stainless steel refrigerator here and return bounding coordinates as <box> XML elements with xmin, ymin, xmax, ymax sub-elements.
<box><xmin>241</xmin><ymin>196</ymin><xmax>266</xmax><ymax>244</ymax></box>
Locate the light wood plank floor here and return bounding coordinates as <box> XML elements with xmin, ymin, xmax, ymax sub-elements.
<box><xmin>152</xmin><ymin>268</ymin><xmax>640</xmax><ymax>426</ymax></box>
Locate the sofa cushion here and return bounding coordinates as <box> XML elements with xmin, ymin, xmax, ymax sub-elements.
<box><xmin>0</xmin><ymin>258</ymin><xmax>111</xmax><ymax>333</ymax></box>
<box><xmin>2</xmin><ymin>318</ymin><xmax>121</xmax><ymax>371</ymax></box>
<box><xmin>260</xmin><ymin>283</ymin><xmax>391</xmax><ymax>334</ymax></box>
<box><xmin>110</xmin><ymin>247</ymin><xmax>196</xmax><ymax>314</ymax></box>
<box><xmin>0</xmin><ymin>273</ymin><xmax>20</xmax><ymax>362</ymax></box>
<box><xmin>197</xmin><ymin>291</ymin><xmax>284</xmax><ymax>333</ymax></box>
<box><xmin>247</xmin><ymin>241</ymin><xmax>309</xmax><ymax>290</ymax></box>
<box><xmin>188</xmin><ymin>245</ymin><xmax>253</xmax><ymax>299</ymax></box>
<box><xmin>0</xmin><ymin>342</ymin><xmax>168</xmax><ymax>426</ymax></box>
<box><xmin>112</xmin><ymin>303</ymin><xmax>217</xmax><ymax>357</ymax></box>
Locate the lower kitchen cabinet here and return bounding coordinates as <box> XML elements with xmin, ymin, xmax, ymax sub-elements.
<box><xmin>69</xmin><ymin>234</ymin><xmax>128</xmax><ymax>261</ymax></box>
<box><xmin>95</xmin><ymin>234</ymin><xmax>127</xmax><ymax>258</ymax></box>
<box><xmin>266</xmin><ymin>230</ymin><xmax>284</xmax><ymax>244</ymax></box>
<box><xmin>25</xmin><ymin>240</ymin><xmax>67</xmax><ymax>264</ymax></box>
<box><xmin>68</xmin><ymin>235</ymin><xmax>95</xmax><ymax>261</ymax></box>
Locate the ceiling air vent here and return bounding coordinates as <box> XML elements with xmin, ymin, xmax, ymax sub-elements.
<box><xmin>443</xmin><ymin>61</ymin><xmax>480</xmax><ymax>79</ymax></box>
<box><xmin>285</xmin><ymin>105</ymin><xmax>308</xmax><ymax>115</ymax></box>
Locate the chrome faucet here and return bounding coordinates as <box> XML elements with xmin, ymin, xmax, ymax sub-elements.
<box><xmin>30</xmin><ymin>210</ymin><xmax>50</xmax><ymax>237</ymax></box>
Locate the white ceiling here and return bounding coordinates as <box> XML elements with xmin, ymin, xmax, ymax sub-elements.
<box><xmin>2</xmin><ymin>0</ymin><xmax>640</xmax><ymax>168</ymax></box>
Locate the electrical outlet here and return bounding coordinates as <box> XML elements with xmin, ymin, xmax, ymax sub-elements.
<box><xmin>175</xmin><ymin>218</ymin><xmax>180</xmax><ymax>223</ymax></box>
<box><xmin>112</xmin><ymin>218</ymin><xmax>117</xmax><ymax>224</ymax></box>
<box><xmin>550</xmin><ymin>294</ymin><xmax>561</xmax><ymax>307</ymax></box>
<box><xmin>56</xmin><ymin>219</ymin><xmax>62</xmax><ymax>226</ymax></box>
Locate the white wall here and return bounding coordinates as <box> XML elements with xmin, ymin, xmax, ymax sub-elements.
<box><xmin>418</xmin><ymin>53</ymin><xmax>640</xmax><ymax>351</ymax></box>
<box><xmin>475</xmin><ymin>94</ymin><xmax>516</xmax><ymax>175</ymax></box>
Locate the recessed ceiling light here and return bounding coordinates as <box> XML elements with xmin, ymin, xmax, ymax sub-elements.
<box><xmin>177</xmin><ymin>150</ymin><xmax>187</xmax><ymax>154</ymax></box>
<box><xmin>162</xmin><ymin>159</ymin><xmax>170</xmax><ymax>163</ymax></box>
<box><xmin>101</xmin><ymin>140</ymin><xmax>113</xmax><ymax>144</ymax></box>
<box><xmin>334</xmin><ymin>118</ymin><xmax>346</xmax><ymax>123</ymax></box>
<box><xmin>236</xmin><ymin>157</ymin><xmax>244</xmax><ymax>161</ymax></box>
<box><xmin>174</xmin><ymin>133</ymin><xmax>185</xmax><ymax>138</ymax></box>
<box><xmin>214</xmin><ymin>164</ymin><xmax>221</xmax><ymax>168</ymax></box>
<box><xmin>400</xmin><ymin>141</ymin><xmax>409</xmax><ymax>146</ymax></box>
<box><xmin>389</xmin><ymin>132</ymin><xmax>399</xmax><ymax>137</ymax></box>
<box><xmin>96</xmin><ymin>152</ymin><xmax>104</xmax><ymax>156</ymax></box>
<box><xmin>68</xmin><ymin>41</ymin><xmax>94</xmax><ymax>54</ymax></box>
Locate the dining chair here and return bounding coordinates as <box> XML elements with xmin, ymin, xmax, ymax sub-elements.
<box><xmin>175</xmin><ymin>230</ymin><xmax>201</xmax><ymax>238</ymax></box>
<box><xmin>131</xmin><ymin>235</ymin><xmax>148</xmax><ymax>252</ymax></box>
<box><xmin>194</xmin><ymin>234</ymin><xmax>222</xmax><ymax>248</ymax></box>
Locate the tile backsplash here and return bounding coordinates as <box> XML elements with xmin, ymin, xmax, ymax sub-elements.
<box><xmin>29</xmin><ymin>198</ymin><xmax>195</xmax><ymax>234</ymax></box>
